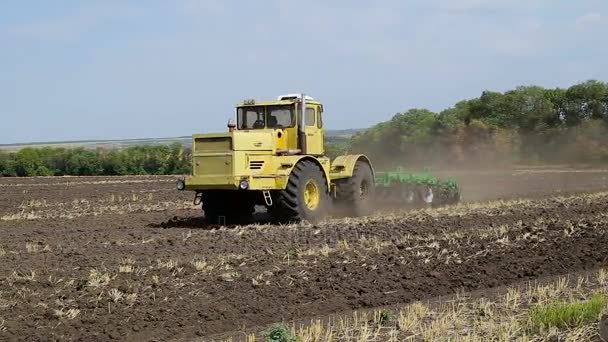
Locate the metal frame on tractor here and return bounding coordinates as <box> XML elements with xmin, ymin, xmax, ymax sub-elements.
<box><xmin>177</xmin><ymin>93</ymin><xmax>375</xmax><ymax>223</ymax></box>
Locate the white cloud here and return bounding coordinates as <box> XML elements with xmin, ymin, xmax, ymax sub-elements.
<box><xmin>574</xmin><ymin>12</ymin><xmax>602</xmax><ymax>29</ymax></box>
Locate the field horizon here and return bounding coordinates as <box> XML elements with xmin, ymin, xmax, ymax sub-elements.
<box><xmin>0</xmin><ymin>128</ymin><xmax>363</xmax><ymax>152</ymax></box>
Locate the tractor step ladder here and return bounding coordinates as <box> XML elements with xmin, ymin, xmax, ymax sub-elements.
<box><xmin>217</xmin><ymin>216</ymin><xmax>226</xmax><ymax>225</ymax></box>
<box><xmin>263</xmin><ymin>191</ymin><xmax>273</xmax><ymax>206</ymax></box>
<box><xmin>193</xmin><ymin>192</ymin><xmax>203</xmax><ymax>206</ymax></box>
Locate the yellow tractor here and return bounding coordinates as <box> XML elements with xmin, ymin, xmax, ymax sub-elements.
<box><xmin>177</xmin><ymin>93</ymin><xmax>375</xmax><ymax>224</ymax></box>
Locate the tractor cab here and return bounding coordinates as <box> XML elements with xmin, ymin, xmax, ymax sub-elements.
<box><xmin>235</xmin><ymin>94</ymin><xmax>324</xmax><ymax>156</ymax></box>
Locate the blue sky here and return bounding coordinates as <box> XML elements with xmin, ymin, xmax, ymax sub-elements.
<box><xmin>0</xmin><ymin>0</ymin><xmax>606</xmax><ymax>144</ymax></box>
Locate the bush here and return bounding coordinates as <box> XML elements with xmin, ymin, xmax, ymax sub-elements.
<box><xmin>263</xmin><ymin>324</ymin><xmax>299</xmax><ymax>342</ymax></box>
<box><xmin>377</xmin><ymin>310</ymin><xmax>395</xmax><ymax>326</ymax></box>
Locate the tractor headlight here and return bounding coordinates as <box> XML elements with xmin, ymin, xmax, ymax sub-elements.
<box><xmin>239</xmin><ymin>180</ymin><xmax>249</xmax><ymax>190</ymax></box>
<box><xmin>176</xmin><ymin>180</ymin><xmax>185</xmax><ymax>191</ymax></box>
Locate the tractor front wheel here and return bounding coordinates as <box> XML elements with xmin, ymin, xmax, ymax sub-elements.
<box><xmin>270</xmin><ymin>160</ymin><xmax>330</xmax><ymax>223</ymax></box>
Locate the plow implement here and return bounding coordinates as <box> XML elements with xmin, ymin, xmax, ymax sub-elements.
<box><xmin>373</xmin><ymin>170</ymin><xmax>461</xmax><ymax>208</ymax></box>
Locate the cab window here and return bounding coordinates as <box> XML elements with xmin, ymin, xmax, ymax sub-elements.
<box><xmin>237</xmin><ymin>105</ymin><xmax>295</xmax><ymax>129</ymax></box>
<box><xmin>267</xmin><ymin>106</ymin><xmax>295</xmax><ymax>128</ymax></box>
<box><xmin>237</xmin><ymin>107</ymin><xmax>265</xmax><ymax>129</ymax></box>
<box><xmin>317</xmin><ymin>112</ymin><xmax>323</xmax><ymax>128</ymax></box>
<box><xmin>305</xmin><ymin>108</ymin><xmax>315</xmax><ymax>126</ymax></box>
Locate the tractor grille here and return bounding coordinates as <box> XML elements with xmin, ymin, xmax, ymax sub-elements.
<box><xmin>249</xmin><ymin>161</ymin><xmax>264</xmax><ymax>170</ymax></box>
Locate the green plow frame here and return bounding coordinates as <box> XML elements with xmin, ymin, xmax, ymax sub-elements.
<box><xmin>373</xmin><ymin>169</ymin><xmax>461</xmax><ymax>207</ymax></box>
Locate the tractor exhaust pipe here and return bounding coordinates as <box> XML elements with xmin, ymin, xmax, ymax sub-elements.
<box><xmin>299</xmin><ymin>93</ymin><xmax>307</xmax><ymax>154</ymax></box>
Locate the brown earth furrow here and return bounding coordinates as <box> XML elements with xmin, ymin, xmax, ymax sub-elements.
<box><xmin>1</xmin><ymin>173</ymin><xmax>608</xmax><ymax>341</ymax></box>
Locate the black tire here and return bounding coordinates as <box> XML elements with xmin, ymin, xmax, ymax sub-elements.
<box><xmin>415</xmin><ymin>184</ymin><xmax>433</xmax><ymax>208</ymax></box>
<box><xmin>335</xmin><ymin>161</ymin><xmax>375</xmax><ymax>217</ymax></box>
<box><xmin>202</xmin><ymin>191</ymin><xmax>255</xmax><ymax>225</ymax></box>
<box><xmin>270</xmin><ymin>160</ymin><xmax>330</xmax><ymax>223</ymax></box>
<box><xmin>431</xmin><ymin>185</ymin><xmax>461</xmax><ymax>207</ymax></box>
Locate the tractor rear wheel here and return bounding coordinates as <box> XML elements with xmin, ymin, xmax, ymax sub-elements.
<box><xmin>335</xmin><ymin>161</ymin><xmax>375</xmax><ymax>217</ymax></box>
<box><xmin>270</xmin><ymin>160</ymin><xmax>329</xmax><ymax>223</ymax></box>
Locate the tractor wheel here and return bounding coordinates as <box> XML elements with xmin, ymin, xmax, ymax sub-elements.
<box><xmin>430</xmin><ymin>185</ymin><xmax>461</xmax><ymax>207</ymax></box>
<box><xmin>335</xmin><ymin>161</ymin><xmax>375</xmax><ymax>217</ymax></box>
<box><xmin>202</xmin><ymin>191</ymin><xmax>254</xmax><ymax>225</ymax></box>
<box><xmin>270</xmin><ymin>160</ymin><xmax>330</xmax><ymax>223</ymax></box>
<box><xmin>201</xmin><ymin>192</ymin><xmax>224</xmax><ymax>224</ymax></box>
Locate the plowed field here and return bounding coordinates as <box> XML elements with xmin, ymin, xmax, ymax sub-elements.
<box><xmin>1</xmin><ymin>169</ymin><xmax>608</xmax><ymax>341</ymax></box>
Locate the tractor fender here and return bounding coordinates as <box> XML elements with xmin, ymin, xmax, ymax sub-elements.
<box><xmin>330</xmin><ymin>154</ymin><xmax>375</xmax><ymax>181</ymax></box>
<box><xmin>276</xmin><ymin>155</ymin><xmax>331</xmax><ymax>189</ymax></box>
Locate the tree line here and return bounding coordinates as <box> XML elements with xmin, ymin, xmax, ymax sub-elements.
<box><xmin>2</xmin><ymin>80</ymin><xmax>607</xmax><ymax>176</ymax></box>
<box><xmin>0</xmin><ymin>144</ymin><xmax>191</xmax><ymax>177</ymax></box>
<box><xmin>350</xmin><ymin>80</ymin><xmax>608</xmax><ymax>168</ymax></box>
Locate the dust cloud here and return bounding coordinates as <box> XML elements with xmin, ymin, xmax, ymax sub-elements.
<box><xmin>358</xmin><ymin>122</ymin><xmax>608</xmax><ymax>202</ymax></box>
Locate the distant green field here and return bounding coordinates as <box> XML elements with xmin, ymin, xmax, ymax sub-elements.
<box><xmin>0</xmin><ymin>129</ymin><xmax>363</xmax><ymax>152</ymax></box>
<box><xmin>0</xmin><ymin>136</ymin><xmax>191</xmax><ymax>152</ymax></box>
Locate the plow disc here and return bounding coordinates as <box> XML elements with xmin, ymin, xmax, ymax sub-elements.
<box><xmin>373</xmin><ymin>170</ymin><xmax>461</xmax><ymax>208</ymax></box>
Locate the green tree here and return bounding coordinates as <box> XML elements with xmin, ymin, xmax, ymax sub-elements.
<box><xmin>0</xmin><ymin>152</ymin><xmax>9</xmax><ymax>176</ymax></box>
<box><xmin>65</xmin><ymin>149</ymin><xmax>103</xmax><ymax>176</ymax></box>
<box><xmin>164</xmin><ymin>143</ymin><xmax>191</xmax><ymax>174</ymax></box>
<box><xmin>14</xmin><ymin>147</ymin><xmax>45</xmax><ymax>176</ymax></box>
<box><xmin>467</xmin><ymin>91</ymin><xmax>514</xmax><ymax>128</ymax></box>
<box><xmin>99</xmin><ymin>150</ymin><xmax>125</xmax><ymax>175</ymax></box>
<box><xmin>504</xmin><ymin>86</ymin><xmax>554</xmax><ymax>132</ymax></box>
<box><xmin>564</xmin><ymin>80</ymin><xmax>608</xmax><ymax>125</ymax></box>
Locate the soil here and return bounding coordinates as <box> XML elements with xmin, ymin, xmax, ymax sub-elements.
<box><xmin>434</xmin><ymin>167</ymin><xmax>608</xmax><ymax>201</ymax></box>
<box><xmin>0</xmin><ymin>169</ymin><xmax>608</xmax><ymax>341</ymax></box>
<box><xmin>601</xmin><ymin>315</ymin><xmax>608</xmax><ymax>342</ymax></box>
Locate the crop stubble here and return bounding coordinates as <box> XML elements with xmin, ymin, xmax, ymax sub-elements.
<box><xmin>0</xmin><ymin>170</ymin><xmax>608</xmax><ymax>340</ymax></box>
